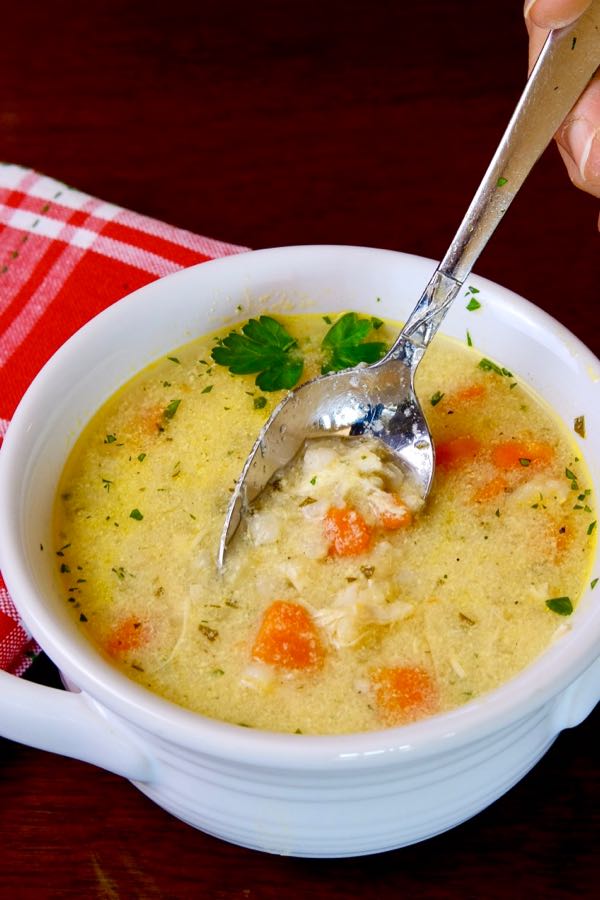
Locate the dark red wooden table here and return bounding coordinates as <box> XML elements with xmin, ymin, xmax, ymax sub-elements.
<box><xmin>1</xmin><ymin>1</ymin><xmax>598</xmax><ymax>896</ymax></box>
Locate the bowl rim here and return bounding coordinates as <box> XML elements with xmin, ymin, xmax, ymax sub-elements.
<box><xmin>1</xmin><ymin>244</ymin><xmax>599</xmax><ymax>769</ymax></box>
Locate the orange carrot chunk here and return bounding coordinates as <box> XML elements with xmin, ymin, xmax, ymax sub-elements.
<box><xmin>435</xmin><ymin>435</ymin><xmax>481</xmax><ymax>469</ymax></box>
<box><xmin>105</xmin><ymin>617</ymin><xmax>145</xmax><ymax>655</ymax></box>
<box><xmin>472</xmin><ymin>474</ymin><xmax>508</xmax><ymax>503</ymax></box>
<box><xmin>449</xmin><ymin>383</ymin><xmax>487</xmax><ymax>404</ymax></box>
<box><xmin>252</xmin><ymin>600</ymin><xmax>324</xmax><ymax>670</ymax></box>
<box><xmin>379</xmin><ymin>495</ymin><xmax>413</xmax><ymax>531</ymax></box>
<box><xmin>323</xmin><ymin>506</ymin><xmax>372</xmax><ymax>556</ymax></box>
<box><xmin>491</xmin><ymin>440</ymin><xmax>554</xmax><ymax>470</ymax></box>
<box><xmin>371</xmin><ymin>665</ymin><xmax>438</xmax><ymax>723</ymax></box>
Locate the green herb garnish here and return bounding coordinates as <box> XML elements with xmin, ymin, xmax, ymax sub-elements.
<box><xmin>591</xmin><ymin>578</ymin><xmax>598</xmax><ymax>590</ymax></box>
<box><xmin>466</xmin><ymin>298</ymin><xmax>481</xmax><ymax>312</ymax></box>
<box><xmin>253</xmin><ymin>396</ymin><xmax>267</xmax><ymax>409</ymax></box>
<box><xmin>201</xmin><ymin>385</ymin><xmax>213</xmax><ymax>394</ymax></box>
<box><xmin>497</xmin><ymin>176</ymin><xmax>508</xmax><ymax>187</ymax></box>
<box><xmin>320</xmin><ymin>312</ymin><xmax>387</xmax><ymax>374</ymax></box>
<box><xmin>588</xmin><ymin>520</ymin><xmax>597</xmax><ymax>536</ymax></box>
<box><xmin>430</xmin><ymin>391</ymin><xmax>445</xmax><ymax>407</ymax></box>
<box><xmin>137</xmin><ymin>453</ymin><xmax>146</xmax><ymax>462</ymax></box>
<box><xmin>574</xmin><ymin>415</ymin><xmax>586</xmax><ymax>438</ymax></box>
<box><xmin>104</xmin><ymin>433</ymin><xmax>117</xmax><ymax>444</ymax></box>
<box><xmin>545</xmin><ymin>596</ymin><xmax>573</xmax><ymax>616</ymax></box>
<box><xmin>163</xmin><ymin>398</ymin><xmax>181</xmax><ymax>419</ymax></box>
<box><xmin>211</xmin><ymin>316</ymin><xmax>303</xmax><ymax>391</ymax></box>
<box><xmin>478</xmin><ymin>358</ymin><xmax>513</xmax><ymax>377</ymax></box>
<box><xmin>167</xmin><ymin>356</ymin><xmax>180</xmax><ymax>364</ymax></box>
<box><xmin>466</xmin><ymin>330</ymin><xmax>473</xmax><ymax>347</ymax></box>
<box><xmin>199</xmin><ymin>623</ymin><xmax>219</xmax><ymax>642</ymax></box>
<box><xmin>129</xmin><ymin>508</ymin><xmax>144</xmax><ymax>521</ymax></box>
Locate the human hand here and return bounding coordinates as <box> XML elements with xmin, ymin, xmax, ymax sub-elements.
<box><xmin>525</xmin><ymin>0</ymin><xmax>600</xmax><ymax>225</ymax></box>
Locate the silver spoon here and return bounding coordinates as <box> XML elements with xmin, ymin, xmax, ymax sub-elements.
<box><xmin>218</xmin><ymin>2</ymin><xmax>600</xmax><ymax>568</ymax></box>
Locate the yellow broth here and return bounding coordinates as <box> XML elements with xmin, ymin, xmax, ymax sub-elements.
<box><xmin>54</xmin><ymin>314</ymin><xmax>596</xmax><ymax>734</ymax></box>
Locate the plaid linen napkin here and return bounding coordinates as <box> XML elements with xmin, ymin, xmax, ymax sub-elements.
<box><xmin>0</xmin><ymin>162</ymin><xmax>247</xmax><ymax>675</ymax></box>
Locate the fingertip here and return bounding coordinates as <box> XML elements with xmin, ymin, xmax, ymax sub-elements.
<box><xmin>525</xmin><ymin>0</ymin><xmax>591</xmax><ymax>30</ymax></box>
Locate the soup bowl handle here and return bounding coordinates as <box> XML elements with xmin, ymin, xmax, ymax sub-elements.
<box><xmin>550</xmin><ymin>654</ymin><xmax>600</xmax><ymax>732</ymax></box>
<box><xmin>0</xmin><ymin>669</ymin><xmax>152</xmax><ymax>781</ymax></box>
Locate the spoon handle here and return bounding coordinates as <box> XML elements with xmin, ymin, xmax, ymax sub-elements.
<box><xmin>396</xmin><ymin>0</ymin><xmax>600</xmax><ymax>353</ymax></box>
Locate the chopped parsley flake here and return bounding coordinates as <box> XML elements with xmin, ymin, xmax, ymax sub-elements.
<box><xmin>163</xmin><ymin>398</ymin><xmax>181</xmax><ymax>419</ymax></box>
<box><xmin>167</xmin><ymin>356</ymin><xmax>180</xmax><ymax>364</ymax></box>
<box><xmin>253</xmin><ymin>396</ymin><xmax>267</xmax><ymax>409</ymax></box>
<box><xmin>201</xmin><ymin>385</ymin><xmax>213</xmax><ymax>394</ymax></box>
<box><xmin>574</xmin><ymin>415</ymin><xmax>586</xmax><ymax>438</ymax></box>
<box><xmin>466</xmin><ymin>330</ymin><xmax>473</xmax><ymax>347</ymax></box>
<box><xmin>129</xmin><ymin>508</ymin><xmax>144</xmax><ymax>521</ymax></box>
<box><xmin>104</xmin><ymin>433</ymin><xmax>117</xmax><ymax>444</ymax></box>
<box><xmin>199</xmin><ymin>623</ymin><xmax>219</xmax><ymax>642</ymax></box>
<box><xmin>430</xmin><ymin>391</ymin><xmax>445</xmax><ymax>406</ymax></box>
<box><xmin>497</xmin><ymin>176</ymin><xmax>508</xmax><ymax>187</ymax></box>
<box><xmin>466</xmin><ymin>298</ymin><xmax>481</xmax><ymax>312</ymax></box>
<box><xmin>478</xmin><ymin>358</ymin><xmax>512</xmax><ymax>378</ymax></box>
<box><xmin>545</xmin><ymin>596</ymin><xmax>573</xmax><ymax>616</ymax></box>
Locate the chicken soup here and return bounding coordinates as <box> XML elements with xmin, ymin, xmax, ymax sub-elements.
<box><xmin>54</xmin><ymin>312</ymin><xmax>597</xmax><ymax>734</ymax></box>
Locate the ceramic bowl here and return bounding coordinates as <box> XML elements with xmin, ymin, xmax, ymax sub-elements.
<box><xmin>0</xmin><ymin>245</ymin><xmax>598</xmax><ymax>857</ymax></box>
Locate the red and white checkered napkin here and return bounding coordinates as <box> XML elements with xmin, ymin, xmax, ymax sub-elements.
<box><xmin>0</xmin><ymin>163</ymin><xmax>247</xmax><ymax>675</ymax></box>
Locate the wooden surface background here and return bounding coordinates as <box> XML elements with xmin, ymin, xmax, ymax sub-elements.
<box><xmin>1</xmin><ymin>0</ymin><xmax>598</xmax><ymax>896</ymax></box>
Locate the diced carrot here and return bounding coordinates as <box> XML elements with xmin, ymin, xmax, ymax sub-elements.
<box><xmin>491</xmin><ymin>440</ymin><xmax>554</xmax><ymax>470</ymax></box>
<box><xmin>371</xmin><ymin>665</ymin><xmax>438</xmax><ymax>724</ymax></box>
<box><xmin>435</xmin><ymin>435</ymin><xmax>481</xmax><ymax>469</ymax></box>
<box><xmin>251</xmin><ymin>600</ymin><xmax>324</xmax><ymax>670</ymax></box>
<box><xmin>105</xmin><ymin>616</ymin><xmax>145</xmax><ymax>655</ymax></box>
<box><xmin>449</xmin><ymin>383</ymin><xmax>487</xmax><ymax>404</ymax></box>
<box><xmin>379</xmin><ymin>495</ymin><xmax>413</xmax><ymax>530</ymax></box>
<box><xmin>555</xmin><ymin>523</ymin><xmax>572</xmax><ymax>559</ymax></box>
<box><xmin>472</xmin><ymin>474</ymin><xmax>507</xmax><ymax>503</ymax></box>
<box><xmin>323</xmin><ymin>506</ymin><xmax>373</xmax><ymax>556</ymax></box>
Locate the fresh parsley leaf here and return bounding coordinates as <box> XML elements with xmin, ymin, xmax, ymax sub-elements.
<box><xmin>129</xmin><ymin>508</ymin><xmax>144</xmax><ymax>521</ymax></box>
<box><xmin>497</xmin><ymin>176</ymin><xmax>508</xmax><ymax>187</ymax></box>
<box><xmin>466</xmin><ymin>330</ymin><xmax>473</xmax><ymax>347</ymax></box>
<box><xmin>430</xmin><ymin>391</ymin><xmax>444</xmax><ymax>406</ymax></box>
<box><xmin>466</xmin><ymin>298</ymin><xmax>481</xmax><ymax>311</ymax></box>
<box><xmin>320</xmin><ymin>312</ymin><xmax>387</xmax><ymax>374</ymax></box>
<box><xmin>211</xmin><ymin>316</ymin><xmax>303</xmax><ymax>391</ymax></box>
<box><xmin>545</xmin><ymin>596</ymin><xmax>573</xmax><ymax>616</ymax></box>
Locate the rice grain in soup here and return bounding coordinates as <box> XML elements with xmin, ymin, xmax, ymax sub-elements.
<box><xmin>54</xmin><ymin>313</ymin><xmax>597</xmax><ymax>734</ymax></box>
